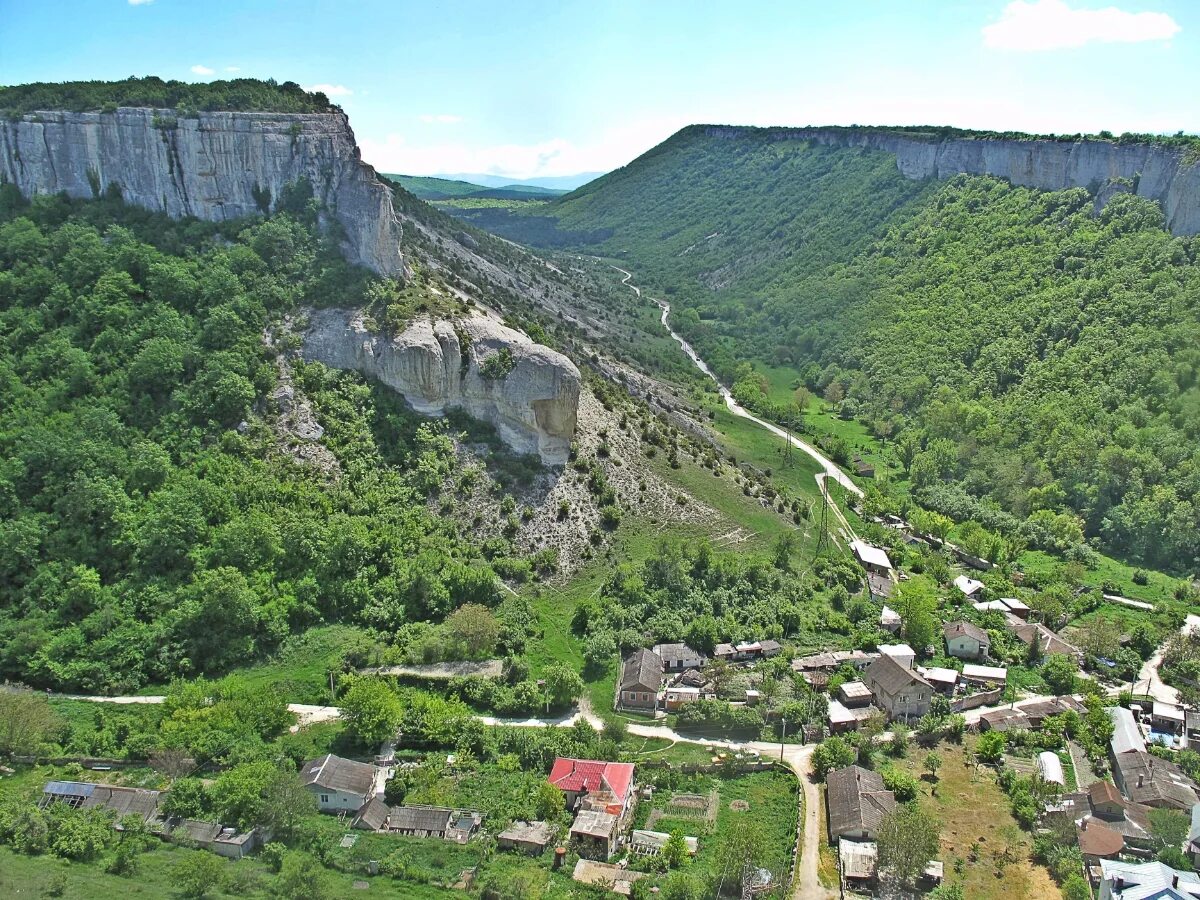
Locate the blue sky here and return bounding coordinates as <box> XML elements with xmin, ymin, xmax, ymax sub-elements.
<box><xmin>1</xmin><ymin>0</ymin><xmax>1196</xmax><ymax>179</ymax></box>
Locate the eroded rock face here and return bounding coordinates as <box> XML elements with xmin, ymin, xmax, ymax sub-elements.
<box><xmin>704</xmin><ymin>125</ymin><xmax>1200</xmax><ymax>235</ymax></box>
<box><xmin>0</xmin><ymin>108</ymin><xmax>403</xmax><ymax>274</ymax></box>
<box><xmin>302</xmin><ymin>310</ymin><xmax>580</xmax><ymax>465</ymax></box>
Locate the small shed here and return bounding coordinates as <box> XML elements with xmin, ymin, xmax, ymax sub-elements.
<box><xmin>920</xmin><ymin>667</ymin><xmax>958</xmax><ymax>694</ymax></box>
<box><xmin>838</xmin><ymin>681</ymin><xmax>874</xmax><ymax>708</ymax></box>
<box><xmin>879</xmin><ymin>605</ymin><xmax>901</xmax><ymax>633</ymax></box>
<box><xmin>497</xmin><ymin>820</ymin><xmax>554</xmax><ymax>855</ymax></box>
<box><xmin>630</xmin><ymin>829</ymin><xmax>698</xmax><ymax>856</ymax></box>
<box><xmin>961</xmin><ymin>663</ymin><xmax>1007</xmax><ymax>686</ymax></box>
<box><xmin>954</xmin><ymin>575</ymin><xmax>985</xmax><ymax>598</ymax></box>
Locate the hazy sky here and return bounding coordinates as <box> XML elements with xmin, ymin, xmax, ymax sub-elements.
<box><xmin>1</xmin><ymin>0</ymin><xmax>1196</xmax><ymax>179</ymax></box>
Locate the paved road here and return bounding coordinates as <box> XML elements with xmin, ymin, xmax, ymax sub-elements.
<box><xmin>611</xmin><ymin>266</ymin><xmax>862</xmax><ymax>505</ymax></box>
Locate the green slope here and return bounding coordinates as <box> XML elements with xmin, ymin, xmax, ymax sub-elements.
<box><xmin>458</xmin><ymin>125</ymin><xmax>1200</xmax><ymax>574</ymax></box>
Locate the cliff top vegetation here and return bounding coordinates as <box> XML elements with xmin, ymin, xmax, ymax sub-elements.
<box><xmin>0</xmin><ymin>76</ymin><xmax>337</xmax><ymax>117</ymax></box>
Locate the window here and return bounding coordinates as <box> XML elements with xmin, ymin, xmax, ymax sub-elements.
<box><xmin>320</xmin><ymin>794</ymin><xmax>329</xmax><ymax>803</ymax></box>
<box><xmin>917</xmin><ymin>693</ymin><xmax>925</xmax><ymax>701</ymax></box>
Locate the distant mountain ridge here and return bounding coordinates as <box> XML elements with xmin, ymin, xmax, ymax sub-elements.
<box><xmin>384</xmin><ymin>173</ymin><xmax>567</xmax><ymax>202</ymax></box>
<box><xmin>437</xmin><ymin>171</ymin><xmax>604</xmax><ymax>191</ymax></box>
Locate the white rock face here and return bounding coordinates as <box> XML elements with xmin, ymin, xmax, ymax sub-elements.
<box><xmin>0</xmin><ymin>108</ymin><xmax>402</xmax><ymax>274</ymax></box>
<box><xmin>705</xmin><ymin>126</ymin><xmax>1200</xmax><ymax>235</ymax></box>
<box><xmin>302</xmin><ymin>310</ymin><xmax>581</xmax><ymax>465</ymax></box>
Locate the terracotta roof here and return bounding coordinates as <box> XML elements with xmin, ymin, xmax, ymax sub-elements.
<box><xmin>549</xmin><ymin>758</ymin><xmax>635</xmax><ymax>804</ymax></box>
<box><xmin>1090</xmin><ymin>781</ymin><xmax>1123</xmax><ymax>806</ymax></box>
<box><xmin>301</xmin><ymin>754</ymin><xmax>376</xmax><ymax>797</ymax></box>
<box><xmin>944</xmin><ymin>621</ymin><xmax>990</xmax><ymax>645</ymax></box>
<box><xmin>620</xmin><ymin>648</ymin><xmax>662</xmax><ymax>692</ymax></box>
<box><xmin>1077</xmin><ymin>819</ymin><xmax>1125</xmax><ymax>858</ymax></box>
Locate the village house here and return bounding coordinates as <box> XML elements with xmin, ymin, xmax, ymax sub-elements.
<box><xmin>497</xmin><ymin>820</ymin><xmax>555</xmax><ymax>855</ymax></box>
<box><xmin>851</xmin><ymin>540</ymin><xmax>894</xmax><ymax>578</ymax></box>
<box><xmin>1011</xmin><ymin>622</ymin><xmax>1082</xmax><ymax>663</ymax></box>
<box><xmin>1022</xmin><ymin>696</ymin><xmax>1086</xmax><ymax>729</ymax></box>
<box><xmin>1097</xmin><ymin>859</ymin><xmax>1200</xmax><ymax>900</ymax></box>
<box><xmin>837</xmin><ymin>681</ymin><xmax>874</xmax><ymax>708</ymax></box>
<box><xmin>652</xmin><ymin>642</ymin><xmax>706</xmax><ymax>672</ymax></box>
<box><xmin>863</xmin><ymin>654</ymin><xmax>932</xmax><ymax>721</ymax></box>
<box><xmin>868</xmin><ymin>572</ymin><xmax>894</xmax><ymax>601</ymax></box>
<box><xmin>1084</xmin><ymin>781</ymin><xmax>1156</xmax><ymax>852</ymax></box>
<box><xmin>877</xmin><ymin>643</ymin><xmax>916</xmax><ymax>670</ymax></box>
<box><xmin>1190</xmin><ymin>804</ymin><xmax>1200</xmax><ymax>869</ymax></box>
<box><xmin>300</xmin><ymin>754</ymin><xmax>379</xmax><ymax>814</ymax></box>
<box><xmin>351</xmin><ymin>797</ymin><xmax>391</xmax><ymax>831</ymax></box>
<box><xmin>664</xmin><ymin>685</ymin><xmax>704</xmax><ymax>711</ymax></box>
<box><xmin>387</xmin><ymin>806</ymin><xmax>482</xmax><ymax>842</ymax></box>
<box><xmin>549</xmin><ymin>758</ymin><xmax>636</xmax><ymax>818</ymax></box>
<box><xmin>1077</xmin><ymin>817</ymin><xmax>1126</xmax><ymax>869</ymax></box>
<box><xmin>998</xmin><ymin>596</ymin><xmax>1030</xmax><ymax>619</ymax></box>
<box><xmin>979</xmin><ymin>708</ymin><xmax>1031</xmax><ymax>732</ymax></box>
<box><xmin>569</xmin><ymin>809</ymin><xmax>620</xmax><ymax>860</ymax></box>
<box><xmin>828</xmin><ymin>699</ymin><xmax>878</xmax><ymax>734</ymax></box>
<box><xmin>944</xmin><ymin>621</ymin><xmax>990</xmax><ymax>660</ymax></box>
<box><xmin>953</xmin><ymin>574</ymin><xmax>985</xmax><ymax>598</ymax></box>
<box><xmin>714</xmin><ymin>642</ymin><xmax>736</xmax><ymax>662</ymax></box>
<box><xmin>879</xmin><ymin>605</ymin><xmax>901</xmax><ymax>633</ymax></box>
<box><xmin>1113</xmin><ymin>751</ymin><xmax>1200</xmax><ymax>812</ymax></box>
<box><xmin>40</xmin><ymin>781</ymin><xmax>161</xmax><ymax>822</ymax></box>
<box><xmin>618</xmin><ymin>647</ymin><xmax>662</xmax><ymax>711</ymax></box>
<box><xmin>826</xmin><ymin>765</ymin><xmax>896</xmax><ymax>842</ymax></box>
<box><xmin>919</xmin><ymin>666</ymin><xmax>958</xmax><ymax>695</ymax></box>
<box><xmin>1111</xmin><ymin>706</ymin><xmax>1148</xmax><ymax>756</ymax></box>
<box><xmin>961</xmin><ymin>662</ymin><xmax>1008</xmax><ymax>687</ymax></box>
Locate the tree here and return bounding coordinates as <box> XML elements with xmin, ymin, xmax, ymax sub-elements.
<box><xmin>272</xmin><ymin>851</ymin><xmax>332</xmax><ymax>900</ymax></box>
<box><xmin>924</xmin><ymin>751</ymin><xmax>943</xmax><ymax>782</ymax></box>
<box><xmin>1149</xmin><ymin>807</ymin><xmax>1189</xmax><ymax>856</ymax></box>
<box><xmin>0</xmin><ymin>689</ymin><xmax>62</xmax><ymax>757</ymax></box>
<box><xmin>877</xmin><ymin>804</ymin><xmax>940</xmax><ymax>887</ymax></box>
<box><xmin>534</xmin><ymin>781</ymin><xmax>566</xmax><ymax>821</ymax></box>
<box><xmin>175</xmin><ymin>851</ymin><xmax>225</xmax><ymax>899</ymax></box>
<box><xmin>259</xmin><ymin>770</ymin><xmax>316</xmax><ymax>841</ymax></box>
<box><xmin>1042</xmin><ymin>654</ymin><xmax>1079</xmax><ymax>695</ymax></box>
<box><xmin>445</xmin><ymin>603</ymin><xmax>501</xmax><ymax>659</ymax></box>
<box><xmin>209</xmin><ymin>761</ymin><xmax>275</xmax><ymax>830</ymax></box>
<box><xmin>881</xmin><ymin>767</ymin><xmax>918</xmax><ymax>802</ymax></box>
<box><xmin>340</xmin><ymin>678</ymin><xmax>403</xmax><ymax>748</ymax></box>
<box><xmin>1061</xmin><ymin>873</ymin><xmax>1091</xmax><ymax>900</ymax></box>
<box><xmin>661</xmin><ymin>829</ymin><xmax>689</xmax><ymax>869</ymax></box>
<box><xmin>813</xmin><ymin>736</ymin><xmax>856</xmax><ymax>780</ymax></box>
<box><xmin>976</xmin><ymin>730</ymin><xmax>1006</xmax><ymax>764</ymax></box>
<box><xmin>542</xmin><ymin>663</ymin><xmax>584</xmax><ymax>709</ymax></box>
<box><xmin>160</xmin><ymin>778</ymin><xmax>209</xmax><ymax>819</ymax></box>
<box><xmin>897</xmin><ymin>577</ymin><xmax>938</xmax><ymax>654</ymax></box>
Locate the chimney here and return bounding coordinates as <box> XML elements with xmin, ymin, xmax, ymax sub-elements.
<box><xmin>1174</xmin><ymin>874</ymin><xmax>1180</xmax><ymax>888</ymax></box>
<box><xmin>1138</xmin><ymin>774</ymin><xmax>1144</xmax><ymax>788</ymax></box>
<box><xmin>1081</xmin><ymin>819</ymin><xmax>1088</xmax><ymax>831</ymax></box>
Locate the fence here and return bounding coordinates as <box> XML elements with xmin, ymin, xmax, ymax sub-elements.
<box><xmin>952</xmin><ymin>688</ymin><xmax>1004</xmax><ymax>712</ymax></box>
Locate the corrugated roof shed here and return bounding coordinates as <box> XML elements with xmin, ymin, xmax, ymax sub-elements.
<box><xmin>1110</xmin><ymin>707</ymin><xmax>1147</xmax><ymax>756</ymax></box>
<box><xmin>301</xmin><ymin>754</ymin><xmax>377</xmax><ymax>797</ymax></box>
<box><xmin>851</xmin><ymin>540</ymin><xmax>893</xmax><ymax>571</ymax></box>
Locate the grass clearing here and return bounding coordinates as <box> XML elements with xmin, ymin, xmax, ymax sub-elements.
<box><xmin>892</xmin><ymin>739</ymin><xmax>1061</xmax><ymax>900</ymax></box>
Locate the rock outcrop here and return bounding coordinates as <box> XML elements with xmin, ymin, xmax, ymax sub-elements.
<box><xmin>302</xmin><ymin>310</ymin><xmax>580</xmax><ymax>465</ymax></box>
<box><xmin>0</xmin><ymin>108</ymin><xmax>402</xmax><ymax>274</ymax></box>
<box><xmin>703</xmin><ymin>125</ymin><xmax>1200</xmax><ymax>236</ymax></box>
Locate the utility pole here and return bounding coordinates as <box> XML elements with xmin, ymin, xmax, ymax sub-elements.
<box><xmin>779</xmin><ymin>717</ymin><xmax>787</xmax><ymax>761</ymax></box>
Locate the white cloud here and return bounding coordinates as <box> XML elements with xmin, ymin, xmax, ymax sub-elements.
<box><xmin>224</xmin><ymin>66</ymin><xmax>240</xmax><ymax>73</ymax></box>
<box><xmin>419</xmin><ymin>114</ymin><xmax>463</xmax><ymax>125</ymax></box>
<box><xmin>359</xmin><ymin>117</ymin><xmax>687</xmax><ymax>180</ymax></box>
<box><xmin>190</xmin><ymin>65</ymin><xmax>215</xmax><ymax>76</ymax></box>
<box><xmin>306</xmin><ymin>83</ymin><xmax>353</xmax><ymax>97</ymax></box>
<box><xmin>128</xmin><ymin>0</ymin><xmax>154</xmax><ymax>6</ymax></box>
<box><xmin>983</xmin><ymin>0</ymin><xmax>1180</xmax><ymax>51</ymax></box>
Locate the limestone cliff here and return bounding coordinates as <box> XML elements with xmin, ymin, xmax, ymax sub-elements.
<box><xmin>0</xmin><ymin>108</ymin><xmax>402</xmax><ymax>273</ymax></box>
<box><xmin>703</xmin><ymin>125</ymin><xmax>1200</xmax><ymax>236</ymax></box>
<box><xmin>301</xmin><ymin>309</ymin><xmax>580</xmax><ymax>465</ymax></box>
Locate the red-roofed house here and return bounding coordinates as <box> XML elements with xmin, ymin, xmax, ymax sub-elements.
<box><xmin>548</xmin><ymin>758</ymin><xmax>636</xmax><ymax>818</ymax></box>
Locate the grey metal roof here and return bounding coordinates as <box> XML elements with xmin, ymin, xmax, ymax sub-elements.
<box><xmin>652</xmin><ymin>643</ymin><xmax>704</xmax><ymax>665</ymax></box>
<box><xmin>1115</xmin><ymin>751</ymin><xmax>1200</xmax><ymax>811</ymax></box>
<box><xmin>44</xmin><ymin>781</ymin><xmax>95</xmax><ymax>797</ymax></box>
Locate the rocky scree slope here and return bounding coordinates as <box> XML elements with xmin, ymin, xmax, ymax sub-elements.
<box><xmin>0</xmin><ymin>107</ymin><xmax>403</xmax><ymax>273</ymax></box>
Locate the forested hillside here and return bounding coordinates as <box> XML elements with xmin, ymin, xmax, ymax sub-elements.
<box><xmin>469</xmin><ymin>127</ymin><xmax>1200</xmax><ymax>573</ymax></box>
<box><xmin>0</xmin><ymin>186</ymin><xmax>499</xmax><ymax>692</ymax></box>
<box><xmin>0</xmin><ymin>76</ymin><xmax>336</xmax><ymax>115</ymax></box>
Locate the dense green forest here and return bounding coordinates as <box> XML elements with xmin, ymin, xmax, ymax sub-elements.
<box><xmin>0</xmin><ymin>77</ymin><xmax>336</xmax><ymax>116</ymax></box>
<box><xmin>0</xmin><ymin>186</ymin><xmax>507</xmax><ymax>693</ymax></box>
<box><xmin>463</xmin><ymin>128</ymin><xmax>1200</xmax><ymax>573</ymax></box>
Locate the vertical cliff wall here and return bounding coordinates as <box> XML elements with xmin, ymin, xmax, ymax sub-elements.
<box><xmin>702</xmin><ymin>125</ymin><xmax>1200</xmax><ymax>236</ymax></box>
<box><xmin>0</xmin><ymin>108</ymin><xmax>403</xmax><ymax>274</ymax></box>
